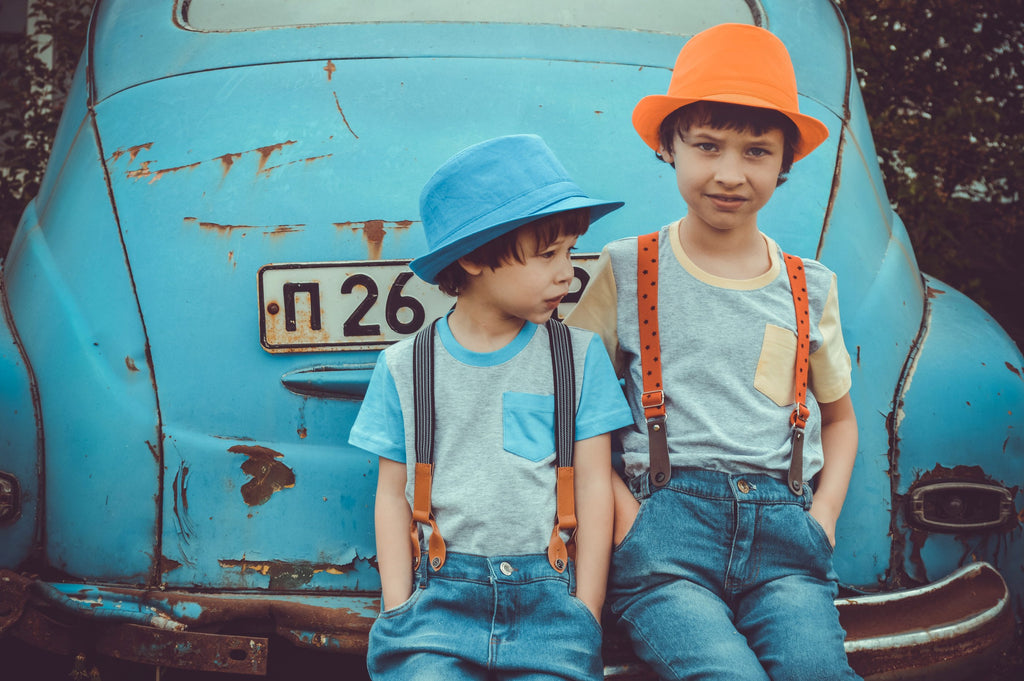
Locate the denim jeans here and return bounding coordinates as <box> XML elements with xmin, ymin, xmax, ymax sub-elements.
<box><xmin>608</xmin><ymin>468</ymin><xmax>861</xmax><ymax>681</ymax></box>
<box><xmin>367</xmin><ymin>552</ymin><xmax>603</xmax><ymax>680</ymax></box>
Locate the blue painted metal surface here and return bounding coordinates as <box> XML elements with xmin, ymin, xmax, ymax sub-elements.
<box><xmin>1</xmin><ymin>0</ymin><xmax>1021</xmax><ymax>674</ymax></box>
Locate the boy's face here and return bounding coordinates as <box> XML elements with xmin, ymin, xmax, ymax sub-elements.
<box><xmin>461</xmin><ymin>228</ymin><xmax>578</xmax><ymax>325</ymax></box>
<box><xmin>661</xmin><ymin>123</ymin><xmax>785</xmax><ymax>235</ymax></box>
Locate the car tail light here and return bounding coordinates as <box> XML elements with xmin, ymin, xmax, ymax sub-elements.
<box><xmin>907</xmin><ymin>481</ymin><xmax>1015</xmax><ymax>533</ymax></box>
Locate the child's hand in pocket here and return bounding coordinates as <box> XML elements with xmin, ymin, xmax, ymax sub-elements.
<box><xmin>612</xmin><ymin>475</ymin><xmax>641</xmax><ymax>545</ymax></box>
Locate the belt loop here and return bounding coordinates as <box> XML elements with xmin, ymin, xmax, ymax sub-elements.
<box><xmin>628</xmin><ymin>470</ymin><xmax>653</xmax><ymax>500</ymax></box>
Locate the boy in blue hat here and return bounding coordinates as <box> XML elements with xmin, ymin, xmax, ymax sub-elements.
<box><xmin>567</xmin><ymin>24</ymin><xmax>860</xmax><ymax>680</ymax></box>
<box><xmin>349</xmin><ymin>134</ymin><xmax>633</xmax><ymax>680</ymax></box>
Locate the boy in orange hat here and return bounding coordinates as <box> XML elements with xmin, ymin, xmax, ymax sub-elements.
<box><xmin>567</xmin><ymin>24</ymin><xmax>861</xmax><ymax>680</ymax></box>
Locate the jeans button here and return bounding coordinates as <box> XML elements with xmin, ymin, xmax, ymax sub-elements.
<box><xmin>499</xmin><ymin>561</ymin><xmax>514</xmax><ymax>576</ymax></box>
<box><xmin>737</xmin><ymin>479</ymin><xmax>751</xmax><ymax>494</ymax></box>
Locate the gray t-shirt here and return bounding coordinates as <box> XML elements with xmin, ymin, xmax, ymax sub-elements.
<box><xmin>566</xmin><ymin>222</ymin><xmax>852</xmax><ymax>481</ymax></box>
<box><xmin>350</xmin><ymin>316</ymin><xmax>633</xmax><ymax>556</ymax></box>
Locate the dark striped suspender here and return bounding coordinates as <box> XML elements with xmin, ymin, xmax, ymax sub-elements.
<box><xmin>410</xmin><ymin>318</ymin><xmax>578</xmax><ymax>572</ymax></box>
<box><xmin>546</xmin><ymin>318</ymin><xmax>577</xmax><ymax>572</ymax></box>
<box><xmin>636</xmin><ymin>231</ymin><xmax>810</xmax><ymax>495</ymax></box>
<box><xmin>410</xmin><ymin>319</ymin><xmax>446</xmax><ymax>571</ymax></box>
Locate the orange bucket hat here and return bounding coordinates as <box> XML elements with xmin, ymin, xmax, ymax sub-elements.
<box><xmin>632</xmin><ymin>23</ymin><xmax>829</xmax><ymax>161</ymax></box>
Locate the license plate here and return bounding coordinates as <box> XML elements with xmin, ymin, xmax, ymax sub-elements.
<box><xmin>258</xmin><ymin>256</ymin><xmax>599</xmax><ymax>352</ymax></box>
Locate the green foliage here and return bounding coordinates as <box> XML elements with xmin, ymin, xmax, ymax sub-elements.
<box><xmin>0</xmin><ymin>0</ymin><xmax>92</xmax><ymax>254</ymax></box>
<box><xmin>840</xmin><ymin>0</ymin><xmax>1024</xmax><ymax>347</ymax></box>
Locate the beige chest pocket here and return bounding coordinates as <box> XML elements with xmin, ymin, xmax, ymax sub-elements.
<box><xmin>754</xmin><ymin>324</ymin><xmax>797</xmax><ymax>407</ymax></box>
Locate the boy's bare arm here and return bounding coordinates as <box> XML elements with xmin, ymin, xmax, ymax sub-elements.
<box><xmin>611</xmin><ymin>472</ymin><xmax>641</xmax><ymax>545</ymax></box>
<box><xmin>810</xmin><ymin>392</ymin><xmax>858</xmax><ymax>546</ymax></box>
<box><xmin>572</xmin><ymin>432</ymin><xmax>614</xmax><ymax>622</ymax></box>
<box><xmin>375</xmin><ymin>457</ymin><xmax>414</xmax><ymax>611</ymax></box>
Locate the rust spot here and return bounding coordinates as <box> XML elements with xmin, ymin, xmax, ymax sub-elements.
<box><xmin>297</xmin><ymin>427</ymin><xmax>307</xmax><ymax>439</ymax></box>
<box><xmin>110</xmin><ymin>142</ymin><xmax>154</xmax><ymax>164</ymax></box>
<box><xmin>332</xmin><ymin>92</ymin><xmax>359</xmax><ymax>139</ymax></box>
<box><xmin>334</xmin><ymin>220</ymin><xmax>414</xmax><ymax>260</ymax></box>
<box><xmin>126</xmin><ymin>161</ymin><xmax>153</xmax><ymax>179</ymax></box>
<box><xmin>184</xmin><ymin>217</ymin><xmax>304</xmax><ymax>235</ymax></box>
<box><xmin>218</xmin><ymin>152</ymin><xmax>242</xmax><ymax>175</ymax></box>
<box><xmin>160</xmin><ymin>556</ymin><xmax>182</xmax><ymax>574</ymax></box>
<box><xmin>267</xmin><ymin>226</ymin><xmax>304</xmax><ymax>236</ymax></box>
<box><xmin>127</xmin><ymin>160</ymin><xmax>202</xmax><ymax>184</ymax></box>
<box><xmin>595</xmin><ymin>110</ymin><xmax>604</xmax><ymax>114</ymax></box>
<box><xmin>925</xmin><ymin>285</ymin><xmax>946</xmax><ymax>298</ymax></box>
<box><xmin>125</xmin><ymin>356</ymin><xmax>139</xmax><ymax>372</ymax></box>
<box><xmin>324</xmin><ymin>60</ymin><xmax>336</xmax><ymax>80</ymax></box>
<box><xmin>255</xmin><ymin>141</ymin><xmax>297</xmax><ymax>174</ymax></box>
<box><xmin>217</xmin><ymin>557</ymin><xmax>364</xmax><ymax>589</ymax></box>
<box><xmin>228</xmin><ymin>445</ymin><xmax>295</xmax><ymax>506</ymax></box>
<box><xmin>1006</xmin><ymin>362</ymin><xmax>1022</xmax><ymax>379</ymax></box>
<box><xmin>258</xmin><ymin>154</ymin><xmax>332</xmax><ymax>177</ymax></box>
<box><xmin>856</xmin><ymin>346</ymin><xmax>861</xmax><ymax>367</ymax></box>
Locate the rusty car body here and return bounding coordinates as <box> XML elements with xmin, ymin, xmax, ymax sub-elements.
<box><xmin>1</xmin><ymin>0</ymin><xmax>1022</xmax><ymax>677</ymax></box>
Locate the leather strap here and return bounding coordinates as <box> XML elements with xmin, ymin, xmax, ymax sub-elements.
<box><xmin>637</xmin><ymin>231</ymin><xmax>671</xmax><ymax>488</ymax></box>
<box><xmin>783</xmin><ymin>254</ymin><xmax>811</xmax><ymax>495</ymax></box>
<box><xmin>410</xmin><ymin>317</ymin><xmax>577</xmax><ymax>572</ymax></box>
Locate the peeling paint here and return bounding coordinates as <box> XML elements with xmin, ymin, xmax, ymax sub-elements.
<box><xmin>217</xmin><ymin>557</ymin><xmax>365</xmax><ymax>589</ymax></box>
<box><xmin>125</xmin><ymin>356</ymin><xmax>139</xmax><ymax>372</ymax></box>
<box><xmin>122</xmin><ymin>141</ymin><xmax>299</xmax><ymax>183</ymax></box>
<box><xmin>324</xmin><ymin>60</ymin><xmax>336</xmax><ymax>80</ymax></box>
<box><xmin>127</xmin><ymin>161</ymin><xmax>202</xmax><ymax>184</ymax></box>
<box><xmin>228</xmin><ymin>445</ymin><xmax>295</xmax><ymax>506</ymax></box>
<box><xmin>109</xmin><ymin>142</ymin><xmax>154</xmax><ymax>164</ymax></box>
<box><xmin>183</xmin><ymin>217</ymin><xmax>306</xmax><ymax>235</ymax></box>
<box><xmin>1006</xmin><ymin>362</ymin><xmax>1022</xmax><ymax>379</ymax></box>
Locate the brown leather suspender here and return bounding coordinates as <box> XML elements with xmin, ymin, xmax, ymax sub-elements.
<box><xmin>637</xmin><ymin>231</ymin><xmax>810</xmax><ymax>494</ymax></box>
<box><xmin>410</xmin><ymin>318</ymin><xmax>578</xmax><ymax>573</ymax></box>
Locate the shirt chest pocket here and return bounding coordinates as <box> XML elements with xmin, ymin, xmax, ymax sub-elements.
<box><xmin>754</xmin><ymin>324</ymin><xmax>797</xmax><ymax>407</ymax></box>
<box><xmin>502</xmin><ymin>392</ymin><xmax>556</xmax><ymax>462</ymax></box>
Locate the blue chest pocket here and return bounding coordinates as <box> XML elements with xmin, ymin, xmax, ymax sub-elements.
<box><xmin>502</xmin><ymin>392</ymin><xmax>556</xmax><ymax>462</ymax></box>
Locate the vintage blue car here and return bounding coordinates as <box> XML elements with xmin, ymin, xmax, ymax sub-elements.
<box><xmin>1</xmin><ymin>0</ymin><xmax>1021</xmax><ymax>678</ymax></box>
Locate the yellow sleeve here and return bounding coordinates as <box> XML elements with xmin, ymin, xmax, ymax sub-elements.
<box><xmin>809</xmin><ymin>274</ymin><xmax>853</xmax><ymax>403</ymax></box>
<box><xmin>565</xmin><ymin>249</ymin><xmax>623</xmax><ymax>375</ymax></box>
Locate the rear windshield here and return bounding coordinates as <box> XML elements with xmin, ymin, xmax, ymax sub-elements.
<box><xmin>182</xmin><ymin>0</ymin><xmax>763</xmax><ymax>35</ymax></box>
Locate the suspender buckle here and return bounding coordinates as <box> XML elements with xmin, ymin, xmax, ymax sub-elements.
<box><xmin>788</xmin><ymin>424</ymin><xmax>805</xmax><ymax>496</ymax></box>
<box><xmin>790</xmin><ymin>402</ymin><xmax>809</xmax><ymax>429</ymax></box>
<box><xmin>641</xmin><ymin>389</ymin><xmax>664</xmax><ymax>410</ymax></box>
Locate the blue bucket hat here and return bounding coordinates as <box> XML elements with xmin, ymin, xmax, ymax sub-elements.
<box><xmin>410</xmin><ymin>134</ymin><xmax>623</xmax><ymax>284</ymax></box>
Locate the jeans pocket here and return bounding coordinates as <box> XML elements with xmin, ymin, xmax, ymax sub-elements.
<box><xmin>502</xmin><ymin>392</ymin><xmax>555</xmax><ymax>461</ymax></box>
<box><xmin>805</xmin><ymin>512</ymin><xmax>835</xmax><ymax>556</ymax></box>
<box><xmin>566</xmin><ymin>592</ymin><xmax>604</xmax><ymax>636</ymax></box>
<box><xmin>612</xmin><ymin>496</ymin><xmax>649</xmax><ymax>553</ymax></box>
<box><xmin>377</xmin><ymin>585</ymin><xmax>425</xmax><ymax>620</ymax></box>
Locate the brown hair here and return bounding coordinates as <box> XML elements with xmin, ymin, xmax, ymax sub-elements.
<box><xmin>657</xmin><ymin>101</ymin><xmax>800</xmax><ymax>185</ymax></box>
<box><xmin>434</xmin><ymin>208</ymin><xmax>589</xmax><ymax>297</ymax></box>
